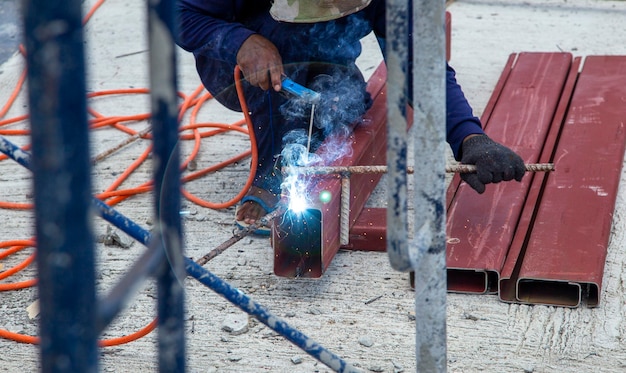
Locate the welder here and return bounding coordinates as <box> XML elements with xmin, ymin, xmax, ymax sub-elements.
<box><xmin>175</xmin><ymin>0</ymin><xmax>525</xmax><ymax>233</ymax></box>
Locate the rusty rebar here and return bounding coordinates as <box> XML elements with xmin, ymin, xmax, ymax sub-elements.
<box><xmin>340</xmin><ymin>176</ymin><xmax>350</xmax><ymax>246</ymax></box>
<box><xmin>195</xmin><ymin>202</ymin><xmax>287</xmax><ymax>266</ymax></box>
<box><xmin>283</xmin><ymin>163</ymin><xmax>554</xmax><ymax>176</ymax></box>
<box><xmin>91</xmin><ymin>126</ymin><xmax>152</xmax><ymax>164</ymax></box>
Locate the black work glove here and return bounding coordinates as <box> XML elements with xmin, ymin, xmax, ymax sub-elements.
<box><xmin>460</xmin><ymin>135</ymin><xmax>525</xmax><ymax>194</ymax></box>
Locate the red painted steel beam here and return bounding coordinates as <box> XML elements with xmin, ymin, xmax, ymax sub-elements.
<box><xmin>345</xmin><ymin>12</ymin><xmax>450</xmax><ymax>253</ymax></box>
<box><xmin>511</xmin><ymin>56</ymin><xmax>626</xmax><ymax>307</ymax></box>
<box><xmin>498</xmin><ymin>56</ymin><xmax>582</xmax><ymax>303</ymax></box>
<box><xmin>445</xmin><ymin>52</ymin><xmax>573</xmax><ymax>294</ymax></box>
<box><xmin>273</xmin><ymin>64</ymin><xmax>388</xmax><ymax>278</ymax></box>
<box><xmin>344</xmin><ymin>207</ymin><xmax>387</xmax><ymax>252</ymax></box>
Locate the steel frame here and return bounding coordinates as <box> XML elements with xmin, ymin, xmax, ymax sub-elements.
<box><xmin>16</xmin><ymin>0</ymin><xmax>387</xmax><ymax>371</ymax></box>
<box><xmin>23</xmin><ymin>0</ymin><xmax>186</xmax><ymax>371</ymax></box>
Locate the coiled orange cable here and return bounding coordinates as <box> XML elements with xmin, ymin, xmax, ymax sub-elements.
<box><xmin>0</xmin><ymin>0</ymin><xmax>261</xmax><ymax>347</ymax></box>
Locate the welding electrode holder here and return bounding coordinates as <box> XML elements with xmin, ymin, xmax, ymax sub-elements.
<box><xmin>280</xmin><ymin>76</ymin><xmax>321</xmax><ymax>105</ymax></box>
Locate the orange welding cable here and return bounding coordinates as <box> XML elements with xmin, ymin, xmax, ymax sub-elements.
<box><xmin>0</xmin><ymin>62</ymin><xmax>260</xmax><ymax>350</ymax></box>
<box><xmin>100</xmin><ymin>182</ymin><xmax>153</xmax><ymax>207</ymax></box>
<box><xmin>0</xmin><ymin>243</ymin><xmax>156</xmax><ymax>346</ymax></box>
<box><xmin>0</xmin><ymin>201</ymin><xmax>33</xmax><ymax>209</ymax></box>
<box><xmin>233</xmin><ymin>64</ymin><xmax>258</xmax><ymax>197</ymax></box>
<box><xmin>181</xmin><ymin>126</ymin><xmax>202</xmax><ymax>170</ymax></box>
<box><xmin>179</xmin><ymin>92</ymin><xmax>214</xmax><ymax>169</ymax></box>
<box><xmin>179</xmin><ymin>122</ymin><xmax>250</xmax><ymax>152</ymax></box>
<box><xmin>182</xmin><ymin>149</ymin><xmax>252</xmax><ymax>184</ymax></box>
<box><xmin>181</xmin><ymin>150</ymin><xmax>253</xmax><ymax>209</ymax></box>
<box><xmin>0</xmin><ymin>316</ymin><xmax>157</xmax><ymax>347</ymax></box>
<box><xmin>0</xmin><ymin>70</ymin><xmax>26</xmax><ymax>119</ymax></box>
<box><xmin>0</xmin><ymin>253</ymin><xmax>35</xmax><ymax>280</ymax></box>
<box><xmin>0</xmin><ymin>240</ymin><xmax>35</xmax><ymax>255</ymax></box>
<box><xmin>180</xmin><ymin>67</ymin><xmax>258</xmax><ymax>209</ymax></box>
<box><xmin>0</xmin><ymin>279</ymin><xmax>37</xmax><ymax>291</ymax></box>
<box><xmin>98</xmin><ymin>125</ymin><xmax>250</xmax><ymax>208</ymax></box>
<box><xmin>88</xmin><ymin>88</ymin><xmax>150</xmax><ymax>98</ymax></box>
<box><xmin>90</xmin><ymin>114</ymin><xmax>151</xmax><ymax>132</ymax></box>
<box><xmin>0</xmin><ymin>114</ymin><xmax>28</xmax><ymax>127</ymax></box>
<box><xmin>0</xmin><ymin>242</ymin><xmax>156</xmax><ymax>346</ymax></box>
<box><xmin>0</xmin><ymin>329</ymin><xmax>38</xmax><ymax>345</ymax></box>
<box><xmin>99</xmin><ymin>318</ymin><xmax>158</xmax><ymax>347</ymax></box>
<box><xmin>103</xmin><ymin>146</ymin><xmax>152</xmax><ymax>193</ymax></box>
<box><xmin>0</xmin><ymin>241</ymin><xmax>36</xmax><ymax>290</ymax></box>
<box><xmin>0</xmin><ymin>0</ymin><xmax>104</xmax><ymax>121</ymax></box>
<box><xmin>0</xmin><ymin>129</ymin><xmax>28</xmax><ymax>135</ymax></box>
<box><xmin>96</xmin><ymin>185</ymin><xmax>152</xmax><ymax>201</ymax></box>
<box><xmin>178</xmin><ymin>84</ymin><xmax>206</xmax><ymax>122</ymax></box>
<box><xmin>0</xmin><ymin>0</ymin><xmax>163</xmax><ymax>348</ymax></box>
<box><xmin>83</xmin><ymin>0</ymin><xmax>106</xmax><ymax>24</ymax></box>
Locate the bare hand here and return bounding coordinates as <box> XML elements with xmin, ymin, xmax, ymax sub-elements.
<box><xmin>236</xmin><ymin>34</ymin><xmax>284</xmax><ymax>92</ymax></box>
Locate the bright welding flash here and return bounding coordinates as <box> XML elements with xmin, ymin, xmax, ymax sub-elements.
<box><xmin>289</xmin><ymin>194</ymin><xmax>308</xmax><ymax>213</ymax></box>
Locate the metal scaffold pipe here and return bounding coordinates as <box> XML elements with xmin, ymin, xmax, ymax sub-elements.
<box><xmin>22</xmin><ymin>0</ymin><xmax>99</xmax><ymax>371</ymax></box>
<box><xmin>147</xmin><ymin>0</ymin><xmax>187</xmax><ymax>371</ymax></box>
<box><xmin>386</xmin><ymin>0</ymin><xmax>448</xmax><ymax>369</ymax></box>
<box><xmin>412</xmin><ymin>0</ymin><xmax>448</xmax><ymax>371</ymax></box>
<box><xmin>386</xmin><ymin>0</ymin><xmax>411</xmax><ymax>273</ymax></box>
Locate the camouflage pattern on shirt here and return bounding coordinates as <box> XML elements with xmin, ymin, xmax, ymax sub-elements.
<box><xmin>270</xmin><ymin>0</ymin><xmax>372</xmax><ymax>23</ymax></box>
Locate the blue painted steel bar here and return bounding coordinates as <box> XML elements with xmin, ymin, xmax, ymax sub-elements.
<box><xmin>147</xmin><ymin>0</ymin><xmax>186</xmax><ymax>371</ymax></box>
<box><xmin>0</xmin><ymin>135</ymin><xmax>362</xmax><ymax>372</ymax></box>
<box><xmin>0</xmin><ymin>135</ymin><xmax>159</xmax><ymax>333</ymax></box>
<box><xmin>96</xmin><ymin>242</ymin><xmax>165</xmax><ymax>333</ymax></box>
<box><xmin>412</xmin><ymin>0</ymin><xmax>447</xmax><ymax>371</ymax></box>
<box><xmin>22</xmin><ymin>0</ymin><xmax>98</xmax><ymax>371</ymax></box>
<box><xmin>184</xmin><ymin>259</ymin><xmax>362</xmax><ymax>373</ymax></box>
<box><xmin>385</xmin><ymin>0</ymin><xmax>411</xmax><ymax>271</ymax></box>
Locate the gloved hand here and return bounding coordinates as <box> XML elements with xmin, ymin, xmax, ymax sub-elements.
<box><xmin>460</xmin><ymin>134</ymin><xmax>525</xmax><ymax>194</ymax></box>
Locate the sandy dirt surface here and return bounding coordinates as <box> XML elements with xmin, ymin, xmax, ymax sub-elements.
<box><xmin>1</xmin><ymin>0</ymin><xmax>626</xmax><ymax>372</ymax></box>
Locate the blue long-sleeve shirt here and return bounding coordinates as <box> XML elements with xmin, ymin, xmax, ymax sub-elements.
<box><xmin>176</xmin><ymin>0</ymin><xmax>485</xmax><ymax>159</ymax></box>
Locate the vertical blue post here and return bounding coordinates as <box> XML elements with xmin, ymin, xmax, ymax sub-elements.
<box><xmin>412</xmin><ymin>0</ymin><xmax>447</xmax><ymax>371</ymax></box>
<box><xmin>147</xmin><ymin>0</ymin><xmax>186</xmax><ymax>371</ymax></box>
<box><xmin>386</xmin><ymin>0</ymin><xmax>410</xmax><ymax>271</ymax></box>
<box><xmin>22</xmin><ymin>0</ymin><xmax>98</xmax><ymax>372</ymax></box>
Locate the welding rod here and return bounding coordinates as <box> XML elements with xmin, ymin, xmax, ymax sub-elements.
<box><xmin>195</xmin><ymin>202</ymin><xmax>287</xmax><ymax>266</ymax></box>
<box><xmin>283</xmin><ymin>163</ymin><xmax>554</xmax><ymax>176</ymax></box>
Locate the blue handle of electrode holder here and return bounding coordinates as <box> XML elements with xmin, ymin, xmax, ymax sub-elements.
<box><xmin>281</xmin><ymin>77</ymin><xmax>321</xmax><ymax>104</ymax></box>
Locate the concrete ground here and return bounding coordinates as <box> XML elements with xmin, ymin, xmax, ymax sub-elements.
<box><xmin>0</xmin><ymin>0</ymin><xmax>19</xmax><ymax>66</ymax></box>
<box><xmin>1</xmin><ymin>0</ymin><xmax>626</xmax><ymax>372</ymax></box>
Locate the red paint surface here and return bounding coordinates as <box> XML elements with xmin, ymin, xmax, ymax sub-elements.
<box><xmin>273</xmin><ymin>64</ymin><xmax>388</xmax><ymax>278</ymax></box>
<box><xmin>499</xmin><ymin>56</ymin><xmax>583</xmax><ymax>303</ymax></box>
<box><xmin>515</xmin><ymin>56</ymin><xmax>626</xmax><ymax>307</ymax></box>
<box><xmin>446</xmin><ymin>52</ymin><xmax>573</xmax><ymax>293</ymax></box>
